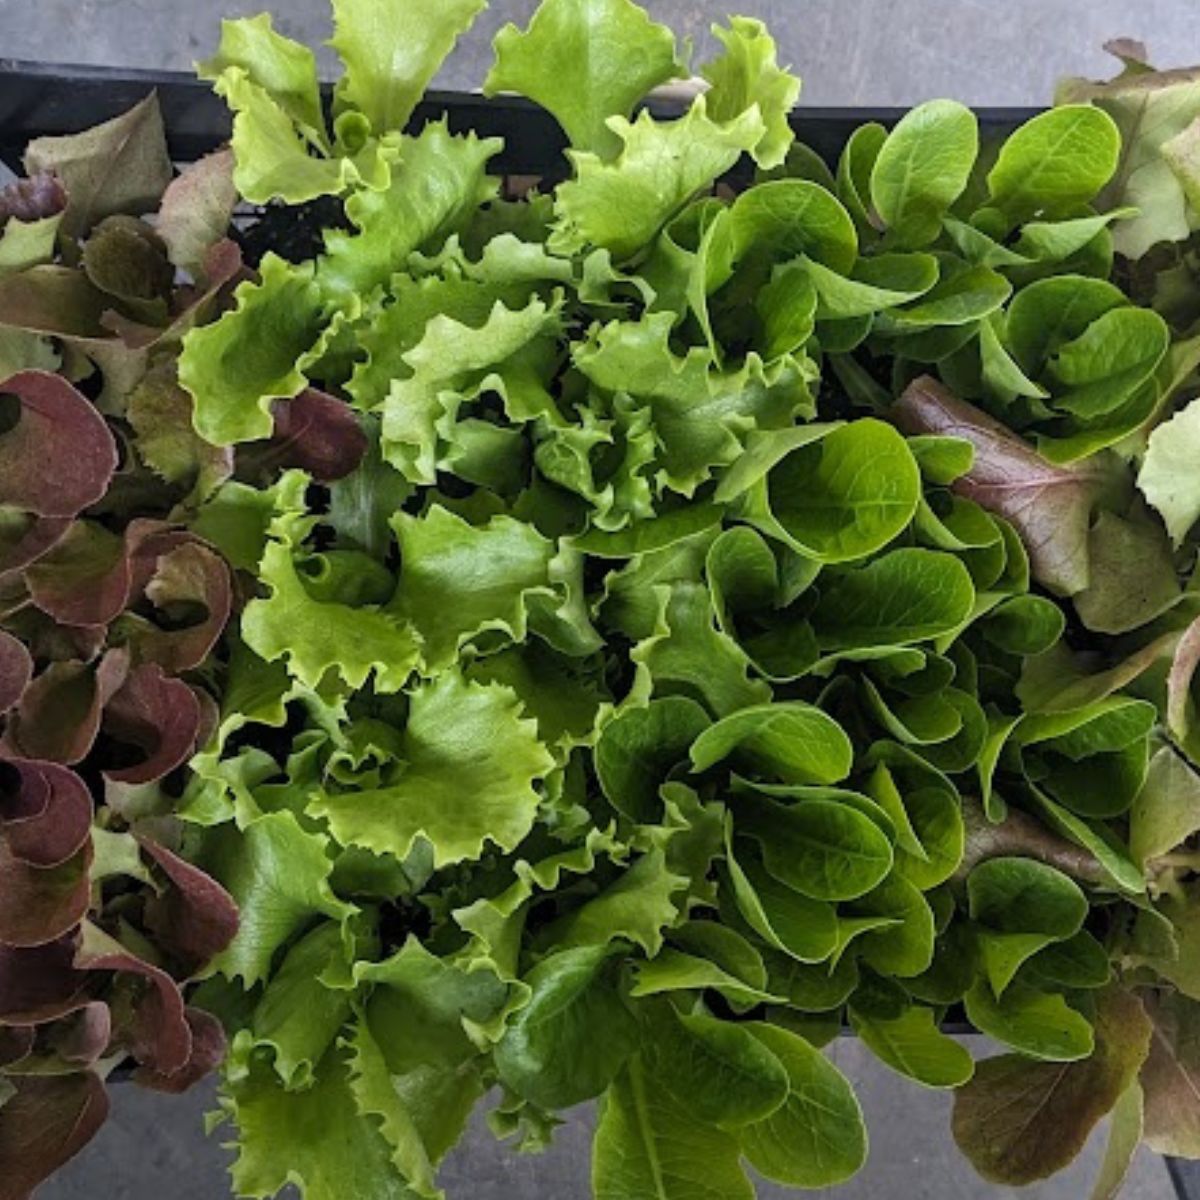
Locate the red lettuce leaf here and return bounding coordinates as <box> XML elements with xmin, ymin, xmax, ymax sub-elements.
<box><xmin>133</xmin><ymin>1006</ymin><xmax>226</xmax><ymax>1094</ymax></box>
<box><xmin>50</xmin><ymin>1001</ymin><xmax>111</xmax><ymax>1066</ymax></box>
<box><xmin>892</xmin><ymin>376</ymin><xmax>1123</xmax><ymax>596</ymax></box>
<box><xmin>139</xmin><ymin>837</ymin><xmax>239</xmax><ymax>973</ymax></box>
<box><xmin>0</xmin><ymin>371</ymin><xmax>118</xmax><ymax>518</ymax></box>
<box><xmin>75</xmin><ymin>923</ymin><xmax>190</xmax><ymax>1076</ymax></box>
<box><xmin>0</xmin><ymin>173</ymin><xmax>66</xmax><ymax>224</ymax></box>
<box><xmin>123</xmin><ymin>525</ymin><xmax>232</xmax><ymax>672</ymax></box>
<box><xmin>0</xmin><ymin>839</ymin><xmax>92</xmax><ymax>948</ymax></box>
<box><xmin>0</xmin><ymin>758</ymin><xmax>93</xmax><ymax>868</ymax></box>
<box><xmin>257</xmin><ymin>388</ymin><xmax>369</xmax><ymax>483</ymax></box>
<box><xmin>0</xmin><ymin>1072</ymin><xmax>109</xmax><ymax>1200</ymax></box>
<box><xmin>0</xmin><ymin>939</ymin><xmax>87</xmax><ymax>1025</ymax></box>
<box><xmin>0</xmin><ymin>515</ymin><xmax>70</xmax><ymax>584</ymax></box>
<box><xmin>0</xmin><ymin>632</ymin><xmax>31</xmax><ymax>713</ymax></box>
<box><xmin>24</xmin><ymin>521</ymin><xmax>133</xmax><ymax>629</ymax></box>
<box><xmin>3</xmin><ymin>651</ymin><xmax>129</xmax><ymax>765</ymax></box>
<box><xmin>0</xmin><ymin>1025</ymin><xmax>34</xmax><ymax>1068</ymax></box>
<box><xmin>99</xmin><ymin>663</ymin><xmax>202</xmax><ymax>785</ymax></box>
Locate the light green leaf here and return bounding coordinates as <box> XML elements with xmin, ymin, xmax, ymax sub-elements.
<box><xmin>724</xmin><ymin>827</ymin><xmax>839</xmax><ymax>963</ymax></box>
<box><xmin>319</xmin><ymin>120</ymin><xmax>502</xmax><ymax>301</ymax></box>
<box><xmin>389</xmin><ymin>504</ymin><xmax>555</xmax><ymax>672</ymax></box>
<box><xmin>880</xmin><ymin>260</ymin><xmax>1011</xmax><ymax>330</ymax></box>
<box><xmin>251</xmin><ymin>921</ymin><xmax>359</xmax><ymax>1090</ymax></box>
<box><xmin>968</xmin><ymin>857</ymin><xmax>1088</xmax><ymax>995</ymax></box>
<box><xmin>1139</xmin><ymin>396</ymin><xmax>1200</xmax><ymax>546</ymax></box>
<box><xmin>645</xmin><ymin>1005</ymin><xmax>789</xmax><ymax>1127</ymax></box>
<box><xmin>596</xmin><ymin>697</ymin><xmax>711</xmax><ymax>823</ymax></box>
<box><xmin>730</xmin><ymin>179</ymin><xmax>858</xmax><ymax>274</ymax></box>
<box><xmin>700</xmin><ymin>17</ymin><xmax>800</xmax><ymax>170</ymax></box>
<box><xmin>870</xmin><ymin>100</ymin><xmax>978</xmax><ymax>247</ymax></box>
<box><xmin>553</xmin><ymin>99</ymin><xmax>766</xmax><ymax>260</ymax></box>
<box><xmin>811</xmin><ymin>548</ymin><xmax>976</xmax><ymax>651</ymax></box>
<box><xmin>380</xmin><ymin>293</ymin><xmax>560</xmax><ymax>482</ymax></box>
<box><xmin>242</xmin><ymin>516</ymin><xmax>421</xmax><ymax>694</ymax></box>
<box><xmin>987</xmin><ymin>106</ymin><xmax>1121</xmax><ymax>223</ymax></box>
<box><xmin>179</xmin><ymin>253</ymin><xmax>325</xmax><ymax>445</ymax></box>
<box><xmin>1130</xmin><ymin>746</ymin><xmax>1200</xmax><ymax>867</ymax></box>
<box><xmin>735</xmin><ymin>418</ymin><xmax>920</xmax><ymax>563</ymax></box>
<box><xmin>546</xmin><ymin>848</ymin><xmax>687</xmax><ymax>957</ymax></box>
<box><xmin>225</xmin><ymin>1041</ymin><xmax>418</xmax><ymax>1200</ymax></box>
<box><xmin>310</xmin><ymin>670</ymin><xmax>554</xmax><ymax>868</ymax></box>
<box><xmin>484</xmin><ymin>0</ymin><xmax>682</xmax><ymax>158</ymax></box>
<box><xmin>198</xmin><ymin>14</ymin><xmax>325</xmax><ymax>144</ymax></box>
<box><xmin>629</xmin><ymin>948</ymin><xmax>784</xmax><ymax>1007</ymax></box>
<box><xmin>963</xmin><ymin>979</ymin><xmax>1094</xmax><ymax>1061</ymax></box>
<box><xmin>849</xmin><ymin>1004</ymin><xmax>974</xmax><ymax>1088</ymax></box>
<box><xmin>331</xmin><ymin>0</ymin><xmax>486</xmax><ymax>135</ymax></box>
<box><xmin>202</xmin><ymin>811</ymin><xmax>355</xmax><ymax>987</ymax></box>
<box><xmin>689</xmin><ymin>702</ymin><xmax>852</xmax><ymax>785</ymax></box>
<box><xmin>805</xmin><ymin>252</ymin><xmax>939</xmax><ymax>320</ymax></box>
<box><xmin>733</xmin><ymin>791</ymin><xmax>894</xmax><ymax>902</ymax></box>
<box><xmin>844</xmin><ymin>871</ymin><xmax>936</xmax><ymax>977</ymax></box>
<box><xmin>632</xmin><ymin>581</ymin><xmax>772</xmax><ymax>717</ymax></box>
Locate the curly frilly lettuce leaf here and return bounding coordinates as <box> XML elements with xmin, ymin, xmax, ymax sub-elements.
<box><xmin>552</xmin><ymin>99</ymin><xmax>767</xmax><ymax>261</ymax></box>
<box><xmin>331</xmin><ymin>0</ymin><xmax>486</xmax><ymax>137</ymax></box>
<box><xmin>310</xmin><ymin>670</ymin><xmax>555</xmax><ymax>868</ymax></box>
<box><xmin>179</xmin><ymin>253</ymin><xmax>326</xmax><ymax>445</ymax></box>
<box><xmin>701</xmin><ymin>17</ymin><xmax>800</xmax><ymax>170</ymax></box>
<box><xmin>223</xmin><ymin>1037</ymin><xmax>420</xmax><ymax>1200</ymax></box>
<box><xmin>199</xmin><ymin>810</ymin><xmax>355</xmax><ymax>988</ymax></box>
<box><xmin>388</xmin><ymin>503</ymin><xmax>556</xmax><ymax>672</ymax></box>
<box><xmin>241</xmin><ymin>476</ymin><xmax>421</xmax><ymax>693</ymax></box>
<box><xmin>379</xmin><ymin>293</ymin><xmax>562</xmax><ymax>482</ymax></box>
<box><xmin>484</xmin><ymin>0</ymin><xmax>683</xmax><ymax>160</ymax></box>
<box><xmin>319</xmin><ymin>120</ymin><xmax>502</xmax><ymax>302</ymax></box>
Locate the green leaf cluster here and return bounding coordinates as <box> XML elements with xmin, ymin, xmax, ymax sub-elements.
<box><xmin>162</xmin><ymin>7</ymin><xmax>1200</xmax><ymax>1200</ymax></box>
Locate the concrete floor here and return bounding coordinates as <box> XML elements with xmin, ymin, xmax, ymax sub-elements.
<box><xmin>2</xmin><ymin>0</ymin><xmax>1196</xmax><ymax>1196</ymax></box>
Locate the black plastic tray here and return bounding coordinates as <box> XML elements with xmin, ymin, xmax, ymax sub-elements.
<box><xmin>0</xmin><ymin>57</ymin><xmax>1192</xmax><ymax>1200</ymax></box>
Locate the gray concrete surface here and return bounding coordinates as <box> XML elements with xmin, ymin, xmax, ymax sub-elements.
<box><xmin>0</xmin><ymin>0</ymin><xmax>1199</xmax><ymax>105</ymax></box>
<box><xmin>2</xmin><ymin>0</ymin><xmax>1194</xmax><ymax>1196</ymax></box>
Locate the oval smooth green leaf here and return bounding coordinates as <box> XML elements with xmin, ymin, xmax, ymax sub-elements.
<box><xmin>740</xmin><ymin>1023</ymin><xmax>867</xmax><ymax>1188</ymax></box>
<box><xmin>690</xmin><ymin>701</ymin><xmax>853</xmax><ymax>785</ymax></box>
<box><xmin>870</xmin><ymin>100</ymin><xmax>979</xmax><ymax>247</ymax></box>
<box><xmin>730</xmin><ymin>179</ymin><xmax>859</xmax><ymax>274</ymax></box>
<box><xmin>645</xmin><ymin>1006</ymin><xmax>790</xmax><ymax>1128</ymax></box>
<box><xmin>596</xmin><ymin>696</ymin><xmax>711</xmax><ymax>822</ymax></box>
<box><xmin>495</xmin><ymin>944</ymin><xmax>638</xmax><ymax>1110</ymax></box>
<box><xmin>811</xmin><ymin>548</ymin><xmax>976</xmax><ymax>651</ymax></box>
<box><xmin>763</xmin><ymin>418</ymin><xmax>921</xmax><ymax>562</ymax></box>
<box><xmin>963</xmin><ymin>979</ymin><xmax>1095</xmax><ymax>1061</ymax></box>
<box><xmin>987</xmin><ymin>105</ymin><xmax>1121</xmax><ymax>223</ymax></box>
<box><xmin>850</xmin><ymin>1003</ymin><xmax>975</xmax><ymax>1088</ymax></box>
<box><xmin>734</xmin><ymin>792</ymin><xmax>894</xmax><ymax>901</ymax></box>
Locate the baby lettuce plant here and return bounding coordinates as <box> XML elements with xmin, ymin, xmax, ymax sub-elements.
<box><xmin>5</xmin><ymin>2</ymin><xmax>1200</xmax><ymax>1198</ymax></box>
